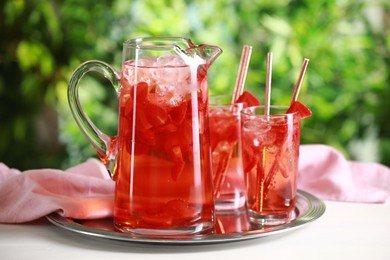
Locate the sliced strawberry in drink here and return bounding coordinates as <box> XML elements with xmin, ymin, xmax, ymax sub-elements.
<box><xmin>170</xmin><ymin>102</ymin><xmax>187</xmax><ymax>125</ymax></box>
<box><xmin>118</xmin><ymin>113</ymin><xmax>132</xmax><ymax>136</ymax></box>
<box><xmin>179</xmin><ymin>119</ymin><xmax>193</xmax><ymax>145</ymax></box>
<box><xmin>210</xmin><ymin>116</ymin><xmax>239</xmax><ymax>149</ymax></box>
<box><xmin>212</xmin><ymin>141</ymin><xmax>234</xmax><ymax>197</ymax></box>
<box><xmin>120</xmin><ymin>77</ymin><xmax>132</xmax><ymax>94</ymax></box>
<box><xmin>198</xmin><ymin>87</ymin><xmax>208</xmax><ymax>112</ymax></box>
<box><xmin>130</xmin><ymin>81</ymin><xmax>149</xmax><ymax>102</ymax></box>
<box><xmin>135</xmin><ymin>128</ymin><xmax>156</xmax><ymax>146</ymax></box>
<box><xmin>135</xmin><ymin>108</ymin><xmax>153</xmax><ymax>131</ymax></box>
<box><xmin>147</xmin><ymin>103</ymin><xmax>168</xmax><ymax>127</ymax></box>
<box><xmin>277</xmin><ymin>158</ymin><xmax>290</xmax><ymax>178</ymax></box>
<box><xmin>167</xmin><ymin>146</ymin><xmax>185</xmax><ymax>180</ymax></box>
<box><xmin>286</xmin><ymin>101</ymin><xmax>312</xmax><ymax>119</ymax></box>
<box><xmin>123</xmin><ymin>97</ymin><xmax>134</xmax><ymax>118</ymax></box>
<box><xmin>241</xmin><ymin>131</ymin><xmax>261</xmax><ymax>174</ymax></box>
<box><xmin>184</xmin><ymin>144</ymin><xmax>195</xmax><ymax>163</ymax></box>
<box><xmin>119</xmin><ymin>82</ymin><xmax>134</xmax><ymax>117</ymax></box>
<box><xmin>171</xmin><ymin>162</ymin><xmax>185</xmax><ymax>181</ymax></box>
<box><xmin>154</xmin><ymin>123</ymin><xmax>177</xmax><ymax>133</ymax></box>
<box><xmin>124</xmin><ymin>131</ymin><xmax>150</xmax><ymax>156</ymax></box>
<box><xmin>120</xmin><ymin>82</ymin><xmax>148</xmax><ymax>135</ymax></box>
<box><xmin>235</xmin><ymin>91</ymin><xmax>261</xmax><ymax>107</ymax></box>
<box><xmin>242</xmin><ymin>145</ymin><xmax>258</xmax><ymax>174</ymax></box>
<box><xmin>223</xmin><ymin>117</ymin><xmax>240</xmax><ymax>143</ymax></box>
<box><xmin>161</xmin><ymin>131</ymin><xmax>180</xmax><ymax>150</ymax></box>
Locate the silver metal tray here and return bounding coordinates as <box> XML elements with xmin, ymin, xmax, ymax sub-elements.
<box><xmin>47</xmin><ymin>190</ymin><xmax>325</xmax><ymax>245</ymax></box>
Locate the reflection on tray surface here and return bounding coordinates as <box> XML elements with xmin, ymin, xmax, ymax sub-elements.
<box><xmin>47</xmin><ymin>190</ymin><xmax>325</xmax><ymax>244</ymax></box>
<box><xmin>75</xmin><ymin>206</ymin><xmax>298</xmax><ymax>235</ymax></box>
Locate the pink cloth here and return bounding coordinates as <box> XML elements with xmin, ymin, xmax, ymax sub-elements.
<box><xmin>0</xmin><ymin>159</ymin><xmax>114</xmax><ymax>223</ymax></box>
<box><xmin>0</xmin><ymin>144</ymin><xmax>389</xmax><ymax>223</ymax></box>
<box><xmin>298</xmin><ymin>144</ymin><xmax>390</xmax><ymax>203</ymax></box>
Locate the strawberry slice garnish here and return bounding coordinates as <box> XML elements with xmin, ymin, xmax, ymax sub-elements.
<box><xmin>235</xmin><ymin>91</ymin><xmax>261</xmax><ymax>107</ymax></box>
<box><xmin>286</xmin><ymin>101</ymin><xmax>312</xmax><ymax>119</ymax></box>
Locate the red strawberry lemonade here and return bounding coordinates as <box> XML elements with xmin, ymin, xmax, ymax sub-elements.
<box><xmin>209</xmin><ymin>103</ymin><xmax>245</xmax><ymax>211</ymax></box>
<box><xmin>241</xmin><ymin>106</ymin><xmax>303</xmax><ymax>226</ymax></box>
<box><xmin>114</xmin><ymin>55</ymin><xmax>214</xmax><ymax>234</ymax></box>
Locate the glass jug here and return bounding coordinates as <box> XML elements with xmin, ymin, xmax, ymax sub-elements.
<box><xmin>68</xmin><ymin>37</ymin><xmax>222</xmax><ymax>236</ymax></box>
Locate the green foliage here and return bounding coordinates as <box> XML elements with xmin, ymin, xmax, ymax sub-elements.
<box><xmin>1</xmin><ymin>0</ymin><xmax>389</xmax><ymax>169</ymax></box>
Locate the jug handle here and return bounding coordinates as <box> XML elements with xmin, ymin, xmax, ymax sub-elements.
<box><xmin>67</xmin><ymin>60</ymin><xmax>120</xmax><ymax>178</ymax></box>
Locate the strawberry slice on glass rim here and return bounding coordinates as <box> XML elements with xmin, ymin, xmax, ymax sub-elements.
<box><xmin>286</xmin><ymin>101</ymin><xmax>312</xmax><ymax>119</ymax></box>
<box><xmin>235</xmin><ymin>90</ymin><xmax>261</xmax><ymax>107</ymax></box>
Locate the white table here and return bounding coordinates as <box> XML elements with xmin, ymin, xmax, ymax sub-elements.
<box><xmin>1</xmin><ymin>200</ymin><xmax>389</xmax><ymax>260</ymax></box>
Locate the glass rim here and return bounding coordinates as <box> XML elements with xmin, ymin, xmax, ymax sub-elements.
<box><xmin>241</xmin><ymin>105</ymin><xmax>298</xmax><ymax>117</ymax></box>
<box><xmin>123</xmin><ymin>36</ymin><xmax>192</xmax><ymax>50</ymax></box>
<box><xmin>209</xmin><ymin>94</ymin><xmax>247</xmax><ymax>106</ymax></box>
<box><xmin>208</xmin><ymin>103</ymin><xmax>244</xmax><ymax>108</ymax></box>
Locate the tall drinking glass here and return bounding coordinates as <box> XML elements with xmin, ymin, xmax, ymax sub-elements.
<box><xmin>241</xmin><ymin>106</ymin><xmax>300</xmax><ymax>226</ymax></box>
<box><xmin>209</xmin><ymin>100</ymin><xmax>246</xmax><ymax>211</ymax></box>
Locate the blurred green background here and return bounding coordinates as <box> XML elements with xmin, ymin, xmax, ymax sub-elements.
<box><xmin>1</xmin><ymin>0</ymin><xmax>390</xmax><ymax>170</ymax></box>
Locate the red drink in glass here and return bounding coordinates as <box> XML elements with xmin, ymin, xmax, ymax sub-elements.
<box><xmin>209</xmin><ymin>103</ymin><xmax>246</xmax><ymax>211</ymax></box>
<box><xmin>114</xmin><ymin>57</ymin><xmax>214</xmax><ymax>234</ymax></box>
<box><xmin>67</xmin><ymin>37</ymin><xmax>221</xmax><ymax>236</ymax></box>
<box><xmin>241</xmin><ymin>106</ymin><xmax>300</xmax><ymax>226</ymax></box>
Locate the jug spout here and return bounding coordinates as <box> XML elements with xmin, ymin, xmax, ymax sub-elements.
<box><xmin>194</xmin><ymin>44</ymin><xmax>222</xmax><ymax>67</ymax></box>
<box><xmin>173</xmin><ymin>38</ymin><xmax>222</xmax><ymax>68</ymax></box>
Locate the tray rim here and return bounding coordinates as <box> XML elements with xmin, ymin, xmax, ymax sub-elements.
<box><xmin>46</xmin><ymin>189</ymin><xmax>326</xmax><ymax>245</ymax></box>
